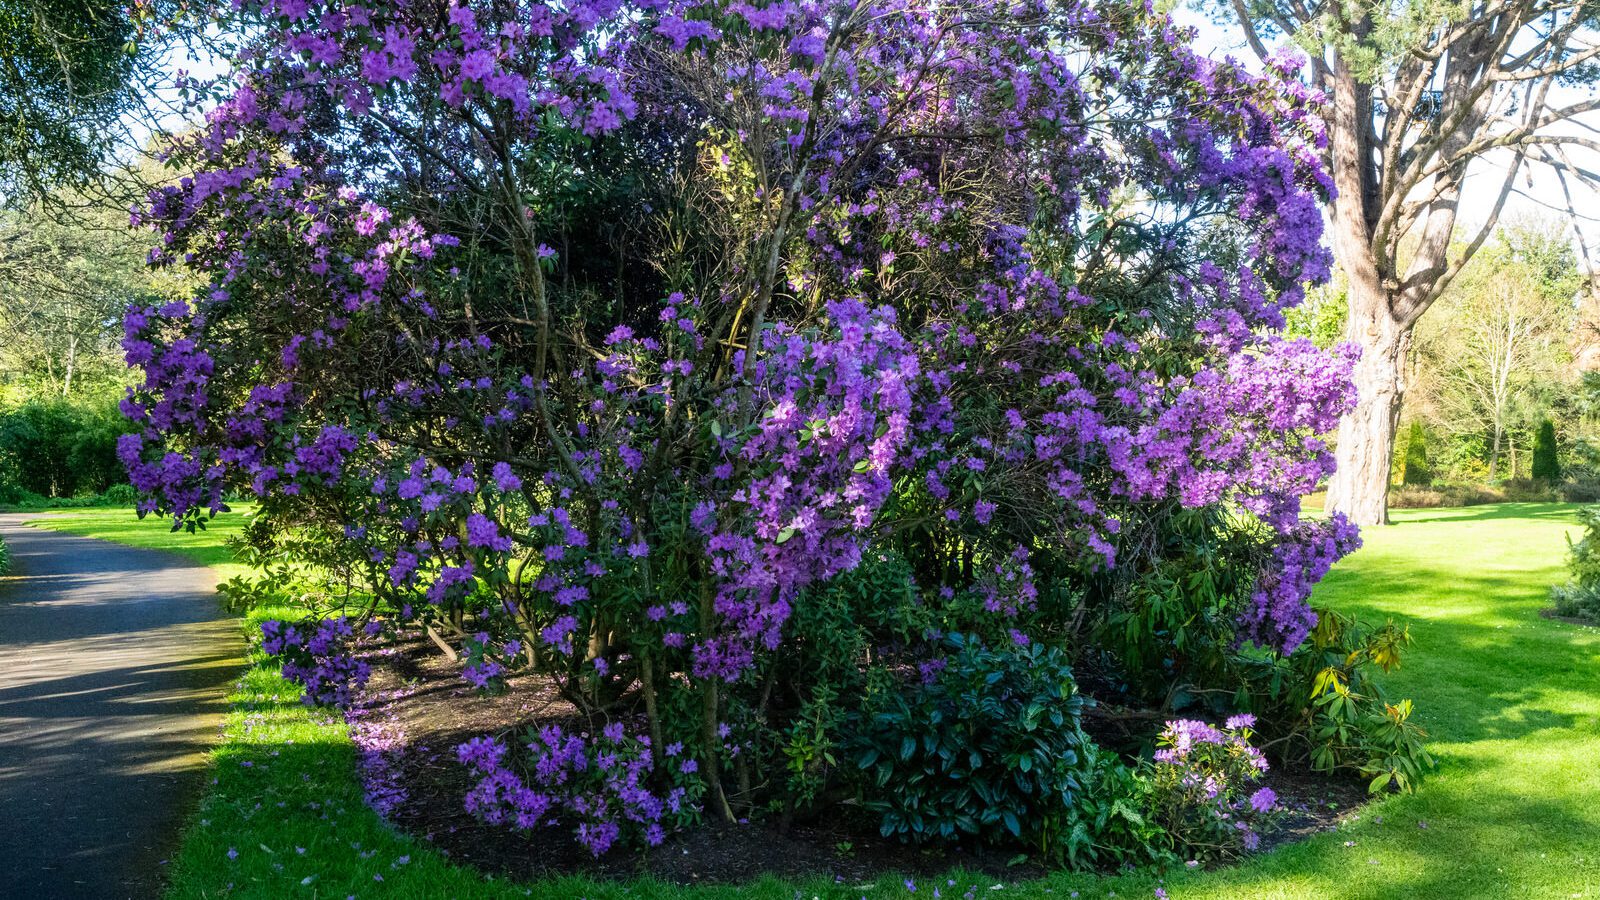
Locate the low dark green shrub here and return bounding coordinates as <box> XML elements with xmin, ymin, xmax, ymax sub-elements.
<box><xmin>1501</xmin><ymin>477</ymin><xmax>1559</xmax><ymax>502</ymax></box>
<box><xmin>0</xmin><ymin>489</ymin><xmax>136</xmax><ymax>511</ymax></box>
<box><xmin>1558</xmin><ymin>479</ymin><xmax>1600</xmax><ymax>504</ymax></box>
<box><xmin>1551</xmin><ymin>582</ymin><xmax>1600</xmax><ymax>622</ymax></box>
<box><xmin>849</xmin><ymin>634</ymin><xmax>1098</xmax><ymax>854</ymax></box>
<box><xmin>1390</xmin><ymin>475</ymin><xmax>1575</xmax><ymax>510</ymax></box>
<box><xmin>776</xmin><ymin>550</ymin><xmax>929</xmax><ymax>810</ymax></box>
<box><xmin>1389</xmin><ymin>483</ymin><xmax>1503</xmax><ymax>509</ymax></box>
<box><xmin>0</xmin><ymin>536</ymin><xmax>10</xmax><ymax>577</ymax></box>
<box><xmin>1389</xmin><ymin>479</ymin><xmax>1564</xmax><ymax>509</ymax></box>
<box><xmin>100</xmin><ymin>483</ymin><xmax>137</xmax><ymax>505</ymax></box>
<box><xmin>1552</xmin><ymin>506</ymin><xmax>1600</xmax><ymax>624</ymax></box>
<box><xmin>0</xmin><ymin>397</ymin><xmax>128</xmax><ymax>499</ymax></box>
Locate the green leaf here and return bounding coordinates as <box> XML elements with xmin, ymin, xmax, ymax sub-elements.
<box><xmin>1002</xmin><ymin>810</ymin><xmax>1021</xmax><ymax>837</ymax></box>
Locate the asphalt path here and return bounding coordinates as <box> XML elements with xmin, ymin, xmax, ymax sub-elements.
<box><xmin>0</xmin><ymin>515</ymin><xmax>239</xmax><ymax>899</ymax></box>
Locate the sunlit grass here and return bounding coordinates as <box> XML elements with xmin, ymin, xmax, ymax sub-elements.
<box><xmin>27</xmin><ymin>502</ymin><xmax>1600</xmax><ymax>899</ymax></box>
<box><xmin>27</xmin><ymin>505</ymin><xmax>254</xmax><ymax>580</ymax></box>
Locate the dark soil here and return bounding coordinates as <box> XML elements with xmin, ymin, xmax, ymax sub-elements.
<box><xmin>1252</xmin><ymin>770</ymin><xmax>1371</xmax><ymax>853</ymax></box>
<box><xmin>1539</xmin><ymin>607</ymin><xmax>1600</xmax><ymax>628</ymax></box>
<box><xmin>356</xmin><ymin>635</ymin><xmax>1370</xmax><ymax>886</ymax></box>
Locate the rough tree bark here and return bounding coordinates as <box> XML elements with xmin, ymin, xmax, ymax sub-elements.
<box><xmin>1325</xmin><ymin>286</ymin><xmax>1410</xmax><ymax>524</ymax></box>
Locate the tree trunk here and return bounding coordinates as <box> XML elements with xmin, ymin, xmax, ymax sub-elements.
<box><xmin>1489</xmin><ymin>425</ymin><xmax>1502</xmax><ymax>481</ymax></box>
<box><xmin>62</xmin><ymin>333</ymin><xmax>76</xmax><ymax>398</ymax></box>
<box><xmin>1322</xmin><ymin>58</ymin><xmax>1406</xmax><ymax>528</ymax></box>
<box><xmin>1325</xmin><ymin>283</ymin><xmax>1410</xmax><ymax>526</ymax></box>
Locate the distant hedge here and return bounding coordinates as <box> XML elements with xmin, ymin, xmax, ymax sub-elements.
<box><xmin>0</xmin><ymin>396</ymin><xmax>130</xmax><ymax>503</ymax></box>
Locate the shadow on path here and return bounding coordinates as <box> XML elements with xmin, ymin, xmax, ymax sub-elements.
<box><xmin>0</xmin><ymin>514</ymin><xmax>241</xmax><ymax>900</ymax></box>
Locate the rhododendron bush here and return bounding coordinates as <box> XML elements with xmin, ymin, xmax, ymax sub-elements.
<box><xmin>122</xmin><ymin>0</ymin><xmax>1363</xmax><ymax>859</ymax></box>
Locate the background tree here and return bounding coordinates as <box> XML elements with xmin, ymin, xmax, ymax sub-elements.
<box><xmin>0</xmin><ymin>193</ymin><xmax>166</xmax><ymax>395</ymax></box>
<box><xmin>1412</xmin><ymin>222</ymin><xmax>1581</xmax><ymax>480</ymax></box>
<box><xmin>0</xmin><ymin>0</ymin><xmax>223</xmax><ymax>207</ymax></box>
<box><xmin>1283</xmin><ymin>275</ymin><xmax>1349</xmax><ymax>349</ymax></box>
<box><xmin>1533</xmin><ymin>418</ymin><xmax>1562</xmax><ymax>481</ymax></box>
<box><xmin>1401</xmin><ymin>419</ymin><xmax>1432</xmax><ymax>486</ymax></box>
<box><xmin>1214</xmin><ymin>0</ymin><xmax>1600</xmax><ymax>524</ymax></box>
<box><xmin>0</xmin><ymin>396</ymin><xmax>127</xmax><ymax>500</ymax></box>
<box><xmin>0</xmin><ymin>0</ymin><xmax>136</xmax><ymax>200</ymax></box>
<box><xmin>0</xmin><ymin>166</ymin><xmax>186</xmax><ymax>503</ymax></box>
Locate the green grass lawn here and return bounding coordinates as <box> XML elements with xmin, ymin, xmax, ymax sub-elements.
<box><xmin>25</xmin><ymin>503</ymin><xmax>1600</xmax><ymax>899</ymax></box>
<box><xmin>24</xmin><ymin>507</ymin><xmax>253</xmax><ymax>578</ymax></box>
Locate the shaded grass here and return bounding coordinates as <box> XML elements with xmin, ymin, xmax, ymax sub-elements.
<box><xmin>26</xmin><ymin>503</ymin><xmax>1600</xmax><ymax>899</ymax></box>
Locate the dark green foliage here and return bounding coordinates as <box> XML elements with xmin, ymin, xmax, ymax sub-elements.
<box><xmin>848</xmin><ymin>634</ymin><xmax>1097</xmax><ymax>852</ymax></box>
<box><xmin>0</xmin><ymin>535</ymin><xmax>9</xmax><ymax>576</ymax></box>
<box><xmin>1233</xmin><ymin>607</ymin><xmax>1433</xmax><ymax>793</ymax></box>
<box><xmin>0</xmin><ymin>0</ymin><xmax>135</xmax><ymax>198</ymax></box>
<box><xmin>1401</xmin><ymin>420</ymin><xmax>1433</xmax><ymax>486</ymax></box>
<box><xmin>1067</xmin><ymin>745</ymin><xmax>1171</xmax><ymax>868</ymax></box>
<box><xmin>0</xmin><ymin>395</ymin><xmax>130</xmax><ymax>501</ymax></box>
<box><xmin>1552</xmin><ymin>506</ymin><xmax>1600</xmax><ymax>624</ymax></box>
<box><xmin>1558</xmin><ymin>479</ymin><xmax>1600</xmax><ymax>504</ymax></box>
<box><xmin>100</xmin><ymin>482</ymin><xmax>136</xmax><ymax>504</ymax></box>
<box><xmin>773</xmin><ymin>551</ymin><xmax>930</xmax><ymax>810</ymax></box>
<box><xmin>1090</xmin><ymin>507</ymin><xmax>1257</xmax><ymax>697</ymax></box>
<box><xmin>1550</xmin><ymin>581</ymin><xmax>1600</xmax><ymax>622</ymax></box>
<box><xmin>1532</xmin><ymin>419</ymin><xmax>1561</xmax><ymax>482</ymax></box>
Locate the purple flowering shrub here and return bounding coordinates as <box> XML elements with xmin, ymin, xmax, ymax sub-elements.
<box><xmin>1146</xmin><ymin>716</ymin><xmax>1278</xmax><ymax>861</ymax></box>
<box><xmin>260</xmin><ymin>616</ymin><xmax>378</xmax><ymax>708</ymax></box>
<box><xmin>118</xmin><ymin>0</ymin><xmax>1372</xmax><ymax>860</ymax></box>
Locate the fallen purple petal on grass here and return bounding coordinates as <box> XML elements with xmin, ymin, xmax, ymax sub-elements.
<box><xmin>342</xmin><ymin>643</ymin><xmax>415</xmax><ymax>820</ymax></box>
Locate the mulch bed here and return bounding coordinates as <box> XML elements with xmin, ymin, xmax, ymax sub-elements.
<box><xmin>353</xmin><ymin>635</ymin><xmax>1370</xmax><ymax>886</ymax></box>
<box><xmin>1539</xmin><ymin>607</ymin><xmax>1600</xmax><ymax>628</ymax></box>
<box><xmin>1253</xmin><ymin>770</ymin><xmax>1370</xmax><ymax>853</ymax></box>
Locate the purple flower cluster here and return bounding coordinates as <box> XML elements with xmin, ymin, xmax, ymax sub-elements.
<box><xmin>460</xmin><ymin>632</ymin><xmax>518</xmax><ymax>693</ymax></box>
<box><xmin>1239</xmin><ymin>515</ymin><xmax>1363</xmax><ymax>653</ymax></box>
<box><xmin>260</xmin><ymin>617</ymin><xmax>375</xmax><ymax>708</ymax></box>
<box><xmin>458</xmin><ymin>723</ymin><xmax>691</xmax><ymax>855</ymax></box>
<box><xmin>1150</xmin><ymin>715</ymin><xmax>1278</xmax><ymax>858</ymax></box>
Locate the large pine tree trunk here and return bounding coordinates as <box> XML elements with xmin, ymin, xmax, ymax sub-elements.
<box><xmin>1325</xmin><ymin>284</ymin><xmax>1409</xmax><ymax>526</ymax></box>
<box><xmin>1320</xmin><ymin>57</ymin><xmax>1407</xmax><ymax>527</ymax></box>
